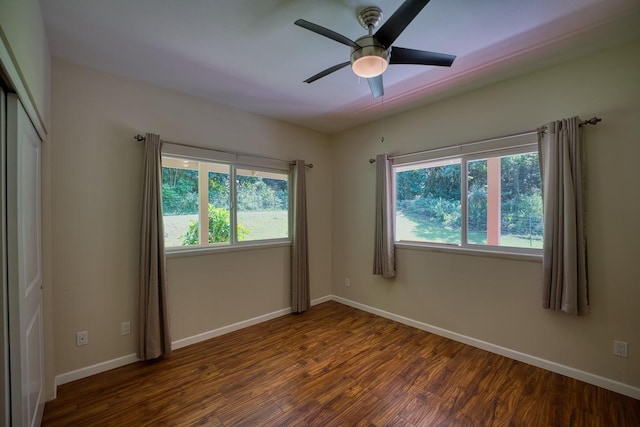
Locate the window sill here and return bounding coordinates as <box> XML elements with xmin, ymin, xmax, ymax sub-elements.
<box><xmin>395</xmin><ymin>242</ymin><xmax>542</xmax><ymax>263</ymax></box>
<box><xmin>166</xmin><ymin>240</ymin><xmax>291</xmax><ymax>259</ymax></box>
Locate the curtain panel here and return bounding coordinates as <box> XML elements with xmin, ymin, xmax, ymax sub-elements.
<box><xmin>538</xmin><ymin>117</ymin><xmax>589</xmax><ymax>315</ymax></box>
<box><xmin>373</xmin><ymin>153</ymin><xmax>396</xmax><ymax>278</ymax></box>
<box><xmin>291</xmin><ymin>160</ymin><xmax>310</xmax><ymax>313</ymax></box>
<box><xmin>139</xmin><ymin>133</ymin><xmax>172</xmax><ymax>359</ymax></box>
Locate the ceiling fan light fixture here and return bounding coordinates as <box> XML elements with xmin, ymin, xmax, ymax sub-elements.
<box><xmin>351</xmin><ymin>37</ymin><xmax>389</xmax><ymax>78</ymax></box>
<box><xmin>352</xmin><ymin>53</ymin><xmax>389</xmax><ymax>78</ymax></box>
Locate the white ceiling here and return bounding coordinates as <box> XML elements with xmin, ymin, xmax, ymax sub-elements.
<box><xmin>41</xmin><ymin>0</ymin><xmax>640</xmax><ymax>134</ymax></box>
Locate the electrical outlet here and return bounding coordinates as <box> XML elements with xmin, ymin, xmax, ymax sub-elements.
<box><xmin>345</xmin><ymin>278</ymin><xmax>351</xmax><ymax>287</ymax></box>
<box><xmin>76</xmin><ymin>331</ymin><xmax>88</xmax><ymax>347</ymax></box>
<box><xmin>613</xmin><ymin>340</ymin><xmax>628</xmax><ymax>358</ymax></box>
<box><xmin>121</xmin><ymin>321</ymin><xmax>131</xmax><ymax>336</ymax></box>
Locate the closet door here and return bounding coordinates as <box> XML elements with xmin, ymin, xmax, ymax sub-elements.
<box><xmin>0</xmin><ymin>86</ymin><xmax>9</xmax><ymax>427</ymax></box>
<box><xmin>6</xmin><ymin>94</ymin><xmax>44</xmax><ymax>427</ymax></box>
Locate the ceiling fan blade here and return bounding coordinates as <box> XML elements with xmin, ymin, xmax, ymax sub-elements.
<box><xmin>294</xmin><ymin>19</ymin><xmax>359</xmax><ymax>48</ymax></box>
<box><xmin>374</xmin><ymin>0</ymin><xmax>431</xmax><ymax>47</ymax></box>
<box><xmin>390</xmin><ymin>47</ymin><xmax>456</xmax><ymax>67</ymax></box>
<box><xmin>367</xmin><ymin>75</ymin><xmax>384</xmax><ymax>98</ymax></box>
<box><xmin>304</xmin><ymin>61</ymin><xmax>351</xmax><ymax>84</ymax></box>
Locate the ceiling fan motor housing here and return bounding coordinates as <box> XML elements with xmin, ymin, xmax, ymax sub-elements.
<box><xmin>357</xmin><ymin>6</ymin><xmax>383</xmax><ymax>30</ymax></box>
<box><xmin>351</xmin><ymin>35</ymin><xmax>390</xmax><ymax>78</ymax></box>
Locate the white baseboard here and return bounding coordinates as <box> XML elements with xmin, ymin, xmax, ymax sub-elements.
<box><xmin>173</xmin><ymin>296</ymin><xmax>331</xmax><ymax>350</ymax></box>
<box><xmin>310</xmin><ymin>295</ymin><xmax>332</xmax><ymax>306</ymax></box>
<box><xmin>172</xmin><ymin>307</ymin><xmax>293</xmax><ymax>350</ymax></box>
<box><xmin>56</xmin><ymin>353</ymin><xmax>140</xmax><ymax>387</ymax></box>
<box><xmin>55</xmin><ymin>294</ymin><xmax>638</xmax><ymax>400</ymax></box>
<box><xmin>55</xmin><ymin>296</ymin><xmax>332</xmax><ymax>387</ymax></box>
<box><xmin>331</xmin><ymin>295</ymin><xmax>640</xmax><ymax>400</ymax></box>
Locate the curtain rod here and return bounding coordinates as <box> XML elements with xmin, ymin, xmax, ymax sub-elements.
<box><xmin>368</xmin><ymin>116</ymin><xmax>601</xmax><ymax>164</ymax></box>
<box><xmin>134</xmin><ymin>134</ymin><xmax>313</xmax><ymax>168</ymax></box>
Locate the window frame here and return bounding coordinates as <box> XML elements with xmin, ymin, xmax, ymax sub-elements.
<box><xmin>392</xmin><ymin>140</ymin><xmax>543</xmax><ymax>257</ymax></box>
<box><xmin>160</xmin><ymin>143</ymin><xmax>292</xmax><ymax>254</ymax></box>
<box><xmin>232</xmin><ymin>163</ymin><xmax>291</xmax><ymax>246</ymax></box>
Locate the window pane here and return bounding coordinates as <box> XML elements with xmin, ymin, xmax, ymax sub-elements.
<box><xmin>500</xmin><ymin>152</ymin><xmax>543</xmax><ymax>248</ymax></box>
<box><xmin>466</xmin><ymin>152</ymin><xmax>542</xmax><ymax>248</ymax></box>
<box><xmin>206</xmin><ymin>164</ymin><xmax>231</xmax><ymax>244</ymax></box>
<box><xmin>395</xmin><ymin>160</ymin><xmax>461</xmax><ymax>244</ymax></box>
<box><xmin>161</xmin><ymin>158</ymin><xmax>199</xmax><ymax>247</ymax></box>
<box><xmin>236</xmin><ymin>168</ymin><xmax>289</xmax><ymax>241</ymax></box>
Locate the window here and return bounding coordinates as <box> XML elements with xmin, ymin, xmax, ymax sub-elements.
<box><xmin>394</xmin><ymin>144</ymin><xmax>542</xmax><ymax>254</ymax></box>
<box><xmin>161</xmin><ymin>155</ymin><xmax>289</xmax><ymax>249</ymax></box>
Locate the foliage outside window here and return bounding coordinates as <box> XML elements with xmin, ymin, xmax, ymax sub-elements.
<box><xmin>161</xmin><ymin>156</ymin><xmax>289</xmax><ymax>249</ymax></box>
<box><xmin>394</xmin><ymin>145</ymin><xmax>543</xmax><ymax>253</ymax></box>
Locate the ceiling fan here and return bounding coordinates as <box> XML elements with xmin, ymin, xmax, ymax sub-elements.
<box><xmin>294</xmin><ymin>0</ymin><xmax>456</xmax><ymax>99</ymax></box>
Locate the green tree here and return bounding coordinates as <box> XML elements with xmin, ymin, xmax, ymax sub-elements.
<box><xmin>182</xmin><ymin>204</ymin><xmax>249</xmax><ymax>245</ymax></box>
<box><xmin>395</xmin><ymin>169</ymin><xmax>426</xmax><ymax>201</ymax></box>
<box><xmin>208</xmin><ymin>171</ymin><xmax>230</xmax><ymax>209</ymax></box>
<box><xmin>467</xmin><ymin>160</ymin><xmax>488</xmax><ymax>232</ymax></box>
<box><xmin>396</xmin><ymin>164</ymin><xmax>461</xmax><ymax>226</ymax></box>
<box><xmin>161</xmin><ymin>167</ymin><xmax>198</xmax><ymax>215</ymax></box>
<box><xmin>237</xmin><ymin>175</ymin><xmax>288</xmax><ymax>210</ymax></box>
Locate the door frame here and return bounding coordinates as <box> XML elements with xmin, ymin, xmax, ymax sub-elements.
<box><xmin>0</xmin><ymin>82</ymin><xmax>10</xmax><ymax>427</ymax></box>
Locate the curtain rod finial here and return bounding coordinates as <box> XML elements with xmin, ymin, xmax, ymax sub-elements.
<box><xmin>369</xmin><ymin>158</ymin><xmax>376</xmax><ymax>164</ymax></box>
<box><xmin>134</xmin><ymin>134</ymin><xmax>145</xmax><ymax>142</ymax></box>
<box><xmin>580</xmin><ymin>117</ymin><xmax>602</xmax><ymax>126</ymax></box>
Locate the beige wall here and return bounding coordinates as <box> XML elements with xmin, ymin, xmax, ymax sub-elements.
<box><xmin>50</xmin><ymin>59</ymin><xmax>332</xmax><ymax>375</ymax></box>
<box><xmin>331</xmin><ymin>39</ymin><xmax>640</xmax><ymax>389</ymax></box>
<box><xmin>0</xmin><ymin>0</ymin><xmax>51</xmax><ymax>131</ymax></box>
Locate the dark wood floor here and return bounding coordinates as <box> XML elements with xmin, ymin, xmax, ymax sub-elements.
<box><xmin>43</xmin><ymin>301</ymin><xmax>640</xmax><ymax>426</ymax></box>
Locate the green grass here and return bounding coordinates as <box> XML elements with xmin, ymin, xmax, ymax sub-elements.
<box><xmin>238</xmin><ymin>210</ymin><xmax>288</xmax><ymax>241</ymax></box>
<box><xmin>163</xmin><ymin>214</ymin><xmax>195</xmax><ymax>247</ymax></box>
<box><xmin>163</xmin><ymin>210</ymin><xmax>288</xmax><ymax>247</ymax></box>
<box><xmin>396</xmin><ymin>211</ymin><xmax>542</xmax><ymax>249</ymax></box>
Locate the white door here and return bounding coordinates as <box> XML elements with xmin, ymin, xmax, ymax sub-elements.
<box><xmin>6</xmin><ymin>94</ymin><xmax>44</xmax><ymax>427</ymax></box>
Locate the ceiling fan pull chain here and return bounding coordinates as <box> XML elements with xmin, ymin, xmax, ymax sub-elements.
<box><xmin>380</xmin><ymin>95</ymin><xmax>386</xmax><ymax>143</ymax></box>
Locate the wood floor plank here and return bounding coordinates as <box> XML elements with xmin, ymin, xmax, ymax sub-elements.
<box><xmin>43</xmin><ymin>301</ymin><xmax>640</xmax><ymax>426</ymax></box>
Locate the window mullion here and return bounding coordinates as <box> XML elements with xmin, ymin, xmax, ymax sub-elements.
<box><xmin>197</xmin><ymin>162</ymin><xmax>209</xmax><ymax>246</ymax></box>
<box><xmin>288</xmin><ymin>170</ymin><xmax>293</xmax><ymax>240</ymax></box>
<box><xmin>486</xmin><ymin>156</ymin><xmax>501</xmax><ymax>245</ymax></box>
<box><xmin>461</xmin><ymin>157</ymin><xmax>468</xmax><ymax>247</ymax></box>
<box><xmin>391</xmin><ymin>167</ymin><xmax>399</xmax><ymax>244</ymax></box>
<box><xmin>230</xmin><ymin>166</ymin><xmax>237</xmax><ymax>244</ymax></box>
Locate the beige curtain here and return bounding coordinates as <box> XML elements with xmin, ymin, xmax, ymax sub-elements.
<box><xmin>139</xmin><ymin>133</ymin><xmax>171</xmax><ymax>359</ymax></box>
<box><xmin>538</xmin><ymin>118</ymin><xmax>589</xmax><ymax>315</ymax></box>
<box><xmin>291</xmin><ymin>160</ymin><xmax>310</xmax><ymax>313</ymax></box>
<box><xmin>373</xmin><ymin>154</ymin><xmax>396</xmax><ymax>278</ymax></box>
